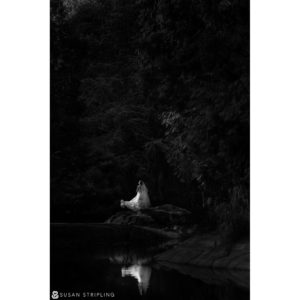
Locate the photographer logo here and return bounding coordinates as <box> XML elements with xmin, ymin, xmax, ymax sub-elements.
<box><xmin>51</xmin><ymin>291</ymin><xmax>59</xmax><ymax>299</ymax></box>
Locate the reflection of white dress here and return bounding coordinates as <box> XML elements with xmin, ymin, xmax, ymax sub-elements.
<box><xmin>121</xmin><ymin>264</ymin><xmax>152</xmax><ymax>295</ymax></box>
<box><xmin>120</xmin><ymin>183</ymin><xmax>151</xmax><ymax>212</ymax></box>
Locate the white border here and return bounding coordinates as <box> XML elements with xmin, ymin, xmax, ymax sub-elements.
<box><xmin>251</xmin><ymin>0</ymin><xmax>300</xmax><ymax>299</ymax></box>
<box><xmin>0</xmin><ymin>0</ymin><xmax>49</xmax><ymax>299</ymax></box>
<box><xmin>0</xmin><ymin>0</ymin><xmax>300</xmax><ymax>299</ymax></box>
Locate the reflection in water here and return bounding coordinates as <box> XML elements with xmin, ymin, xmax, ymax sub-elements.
<box><xmin>108</xmin><ymin>248</ymin><xmax>153</xmax><ymax>295</ymax></box>
<box><xmin>121</xmin><ymin>264</ymin><xmax>152</xmax><ymax>295</ymax></box>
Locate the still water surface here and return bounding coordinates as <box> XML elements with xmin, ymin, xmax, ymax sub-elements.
<box><xmin>51</xmin><ymin>225</ymin><xmax>249</xmax><ymax>300</ymax></box>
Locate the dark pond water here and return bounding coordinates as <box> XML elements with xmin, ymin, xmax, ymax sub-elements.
<box><xmin>51</xmin><ymin>224</ymin><xmax>249</xmax><ymax>300</ymax></box>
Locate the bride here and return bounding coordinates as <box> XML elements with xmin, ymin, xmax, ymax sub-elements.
<box><xmin>120</xmin><ymin>180</ymin><xmax>151</xmax><ymax>212</ymax></box>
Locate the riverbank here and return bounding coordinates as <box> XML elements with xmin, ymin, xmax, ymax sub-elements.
<box><xmin>51</xmin><ymin>223</ymin><xmax>249</xmax><ymax>289</ymax></box>
<box><xmin>156</xmin><ymin>233</ymin><xmax>249</xmax><ymax>269</ymax></box>
<box><xmin>155</xmin><ymin>232</ymin><xmax>249</xmax><ymax>287</ymax></box>
<box><xmin>52</xmin><ymin>224</ymin><xmax>249</xmax><ymax>270</ymax></box>
<box><xmin>51</xmin><ymin>223</ymin><xmax>174</xmax><ymax>249</ymax></box>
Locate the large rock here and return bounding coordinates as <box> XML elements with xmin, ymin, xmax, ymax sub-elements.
<box><xmin>155</xmin><ymin>234</ymin><xmax>250</xmax><ymax>271</ymax></box>
<box><xmin>142</xmin><ymin>204</ymin><xmax>192</xmax><ymax>226</ymax></box>
<box><xmin>51</xmin><ymin>223</ymin><xmax>171</xmax><ymax>249</ymax></box>
<box><xmin>106</xmin><ymin>211</ymin><xmax>155</xmax><ymax>226</ymax></box>
<box><xmin>106</xmin><ymin>204</ymin><xmax>192</xmax><ymax>227</ymax></box>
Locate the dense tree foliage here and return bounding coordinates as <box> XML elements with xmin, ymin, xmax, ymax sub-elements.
<box><xmin>51</xmin><ymin>0</ymin><xmax>249</xmax><ymax>236</ymax></box>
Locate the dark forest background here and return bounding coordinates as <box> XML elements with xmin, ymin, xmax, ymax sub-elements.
<box><xmin>51</xmin><ymin>0</ymin><xmax>249</xmax><ymax>238</ymax></box>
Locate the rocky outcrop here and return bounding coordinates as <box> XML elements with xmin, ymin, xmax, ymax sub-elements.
<box><xmin>155</xmin><ymin>261</ymin><xmax>249</xmax><ymax>289</ymax></box>
<box><xmin>51</xmin><ymin>223</ymin><xmax>172</xmax><ymax>249</ymax></box>
<box><xmin>106</xmin><ymin>204</ymin><xmax>192</xmax><ymax>228</ymax></box>
<box><xmin>106</xmin><ymin>211</ymin><xmax>155</xmax><ymax>226</ymax></box>
<box><xmin>142</xmin><ymin>204</ymin><xmax>192</xmax><ymax>226</ymax></box>
<box><xmin>155</xmin><ymin>234</ymin><xmax>250</xmax><ymax>271</ymax></box>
